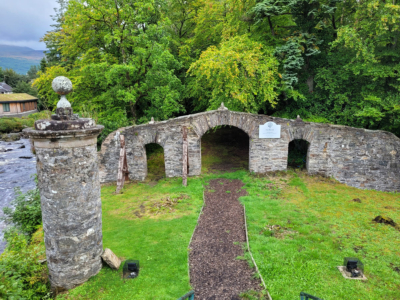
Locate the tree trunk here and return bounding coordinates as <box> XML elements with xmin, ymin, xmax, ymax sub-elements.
<box><xmin>130</xmin><ymin>101</ymin><xmax>137</xmax><ymax>121</ymax></box>
<box><xmin>268</xmin><ymin>16</ymin><xmax>275</xmax><ymax>36</ymax></box>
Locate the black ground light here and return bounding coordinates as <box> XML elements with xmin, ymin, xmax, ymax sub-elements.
<box><xmin>122</xmin><ymin>260</ymin><xmax>140</xmax><ymax>279</ymax></box>
<box><xmin>344</xmin><ymin>257</ymin><xmax>364</xmax><ymax>278</ymax></box>
<box><xmin>300</xmin><ymin>292</ymin><xmax>323</xmax><ymax>300</ymax></box>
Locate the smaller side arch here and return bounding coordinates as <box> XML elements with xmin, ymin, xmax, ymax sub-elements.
<box><xmin>143</xmin><ymin>142</ymin><xmax>166</xmax><ymax>180</ymax></box>
<box><xmin>288</xmin><ymin>124</ymin><xmax>333</xmax><ymax>176</ymax></box>
<box><xmin>287</xmin><ymin>139</ymin><xmax>311</xmax><ymax>171</ymax></box>
<box><xmin>125</xmin><ymin>128</ymin><xmax>167</xmax><ymax>181</ymax></box>
<box><xmin>287</xmin><ymin>126</ymin><xmax>312</xmax><ymax>172</ymax></box>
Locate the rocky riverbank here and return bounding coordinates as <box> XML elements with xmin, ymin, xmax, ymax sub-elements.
<box><xmin>0</xmin><ymin>138</ymin><xmax>37</xmax><ymax>252</ymax></box>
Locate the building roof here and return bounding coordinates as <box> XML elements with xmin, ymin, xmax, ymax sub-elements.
<box><xmin>0</xmin><ymin>82</ymin><xmax>12</xmax><ymax>93</ymax></box>
<box><xmin>0</xmin><ymin>93</ymin><xmax>38</xmax><ymax>103</ymax></box>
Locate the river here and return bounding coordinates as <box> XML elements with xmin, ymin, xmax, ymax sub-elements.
<box><xmin>0</xmin><ymin>138</ymin><xmax>37</xmax><ymax>253</ymax></box>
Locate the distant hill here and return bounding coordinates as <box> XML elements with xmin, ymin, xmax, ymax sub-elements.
<box><xmin>0</xmin><ymin>44</ymin><xmax>46</xmax><ymax>75</ymax></box>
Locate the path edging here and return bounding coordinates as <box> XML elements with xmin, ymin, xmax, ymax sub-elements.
<box><xmin>243</xmin><ymin>205</ymin><xmax>273</xmax><ymax>300</ymax></box>
<box><xmin>187</xmin><ymin>190</ymin><xmax>205</xmax><ymax>281</ymax></box>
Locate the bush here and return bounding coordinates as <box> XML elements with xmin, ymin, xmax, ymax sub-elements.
<box><xmin>0</xmin><ymin>226</ymin><xmax>50</xmax><ymax>300</ymax></box>
<box><xmin>0</xmin><ymin>119</ymin><xmax>23</xmax><ymax>133</ymax></box>
<box><xmin>2</xmin><ymin>183</ymin><xmax>42</xmax><ymax>238</ymax></box>
<box><xmin>0</xmin><ymin>110</ymin><xmax>51</xmax><ymax>134</ymax></box>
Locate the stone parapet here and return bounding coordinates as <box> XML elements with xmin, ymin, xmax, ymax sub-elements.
<box><xmin>99</xmin><ymin>109</ymin><xmax>400</xmax><ymax>192</ymax></box>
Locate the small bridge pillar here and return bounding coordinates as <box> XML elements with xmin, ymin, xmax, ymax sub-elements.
<box><xmin>24</xmin><ymin>77</ymin><xmax>104</xmax><ymax>292</ymax></box>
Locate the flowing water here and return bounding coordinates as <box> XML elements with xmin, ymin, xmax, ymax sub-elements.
<box><xmin>0</xmin><ymin>138</ymin><xmax>37</xmax><ymax>252</ymax></box>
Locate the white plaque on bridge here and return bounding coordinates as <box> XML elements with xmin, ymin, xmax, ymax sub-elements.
<box><xmin>259</xmin><ymin>122</ymin><xmax>281</xmax><ymax>138</ymax></box>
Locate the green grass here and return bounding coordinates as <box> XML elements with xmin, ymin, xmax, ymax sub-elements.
<box><xmin>60</xmin><ymin>128</ymin><xmax>400</xmax><ymax>299</ymax></box>
<box><xmin>59</xmin><ymin>177</ymin><xmax>204</xmax><ymax>300</ymax></box>
<box><xmin>239</xmin><ymin>171</ymin><xmax>400</xmax><ymax>300</ymax></box>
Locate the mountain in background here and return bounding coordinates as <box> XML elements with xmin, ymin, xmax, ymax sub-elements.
<box><xmin>0</xmin><ymin>44</ymin><xmax>46</xmax><ymax>75</ymax></box>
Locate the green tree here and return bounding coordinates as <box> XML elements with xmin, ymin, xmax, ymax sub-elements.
<box><xmin>311</xmin><ymin>0</ymin><xmax>400</xmax><ymax>134</ymax></box>
<box><xmin>27</xmin><ymin>65</ymin><xmax>40</xmax><ymax>80</ymax></box>
<box><xmin>1</xmin><ymin>68</ymin><xmax>29</xmax><ymax>88</ymax></box>
<box><xmin>12</xmin><ymin>81</ymin><xmax>38</xmax><ymax>96</ymax></box>
<box><xmin>188</xmin><ymin>35</ymin><xmax>279</xmax><ymax>112</ymax></box>
<box><xmin>39</xmin><ymin>58</ymin><xmax>47</xmax><ymax>73</ymax></box>
<box><xmin>36</xmin><ymin>0</ymin><xmax>185</xmax><ymax>125</ymax></box>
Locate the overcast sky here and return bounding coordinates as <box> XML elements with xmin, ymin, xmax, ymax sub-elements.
<box><xmin>0</xmin><ymin>0</ymin><xmax>59</xmax><ymax>50</ymax></box>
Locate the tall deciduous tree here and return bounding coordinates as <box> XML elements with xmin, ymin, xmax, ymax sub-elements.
<box><xmin>37</xmin><ymin>0</ymin><xmax>185</xmax><ymax>124</ymax></box>
<box><xmin>188</xmin><ymin>35</ymin><xmax>279</xmax><ymax>112</ymax></box>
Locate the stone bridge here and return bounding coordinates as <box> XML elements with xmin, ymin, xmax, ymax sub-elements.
<box><xmin>99</xmin><ymin>105</ymin><xmax>400</xmax><ymax>192</ymax></box>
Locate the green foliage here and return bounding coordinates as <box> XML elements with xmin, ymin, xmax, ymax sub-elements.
<box><xmin>36</xmin><ymin>0</ymin><xmax>185</xmax><ymax>127</ymax></box>
<box><xmin>32</xmin><ymin>0</ymin><xmax>400</xmax><ymax>140</ymax></box>
<box><xmin>0</xmin><ymin>227</ymin><xmax>50</xmax><ymax>300</ymax></box>
<box><xmin>12</xmin><ymin>80</ymin><xmax>38</xmax><ymax>97</ymax></box>
<box><xmin>97</xmin><ymin>109</ymin><xmax>131</xmax><ymax>145</ymax></box>
<box><xmin>0</xmin><ymin>111</ymin><xmax>51</xmax><ymax>134</ymax></box>
<box><xmin>27</xmin><ymin>65</ymin><xmax>40</xmax><ymax>80</ymax></box>
<box><xmin>39</xmin><ymin>58</ymin><xmax>47</xmax><ymax>73</ymax></box>
<box><xmin>1</xmin><ymin>183</ymin><xmax>42</xmax><ymax>238</ymax></box>
<box><xmin>188</xmin><ymin>35</ymin><xmax>279</xmax><ymax>112</ymax></box>
<box><xmin>0</xmin><ymin>119</ymin><xmax>23</xmax><ymax>133</ymax></box>
<box><xmin>2</xmin><ymin>68</ymin><xmax>27</xmax><ymax>87</ymax></box>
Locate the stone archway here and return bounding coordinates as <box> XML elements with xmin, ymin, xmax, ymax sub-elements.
<box><xmin>144</xmin><ymin>143</ymin><xmax>166</xmax><ymax>180</ymax></box>
<box><xmin>287</xmin><ymin>139</ymin><xmax>310</xmax><ymax>170</ymax></box>
<box><xmin>99</xmin><ymin>107</ymin><xmax>400</xmax><ymax>192</ymax></box>
<box><xmin>199</xmin><ymin>126</ymin><xmax>250</xmax><ymax>173</ymax></box>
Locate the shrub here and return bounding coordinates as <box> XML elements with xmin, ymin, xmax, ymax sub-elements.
<box><xmin>2</xmin><ymin>183</ymin><xmax>42</xmax><ymax>238</ymax></box>
<box><xmin>0</xmin><ymin>110</ymin><xmax>51</xmax><ymax>134</ymax></box>
<box><xmin>0</xmin><ymin>226</ymin><xmax>50</xmax><ymax>300</ymax></box>
<box><xmin>0</xmin><ymin>118</ymin><xmax>22</xmax><ymax>133</ymax></box>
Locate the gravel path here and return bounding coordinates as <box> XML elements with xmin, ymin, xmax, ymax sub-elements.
<box><xmin>189</xmin><ymin>179</ymin><xmax>262</xmax><ymax>299</ymax></box>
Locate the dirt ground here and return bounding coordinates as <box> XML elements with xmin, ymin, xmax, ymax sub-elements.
<box><xmin>189</xmin><ymin>179</ymin><xmax>262</xmax><ymax>299</ymax></box>
<box><xmin>201</xmin><ymin>127</ymin><xmax>249</xmax><ymax>173</ymax></box>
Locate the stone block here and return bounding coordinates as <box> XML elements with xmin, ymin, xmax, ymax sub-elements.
<box><xmin>101</xmin><ymin>248</ymin><xmax>121</xmax><ymax>270</ymax></box>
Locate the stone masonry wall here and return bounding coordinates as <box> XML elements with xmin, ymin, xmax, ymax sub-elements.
<box><xmin>99</xmin><ymin>109</ymin><xmax>400</xmax><ymax>192</ymax></box>
<box><xmin>35</xmin><ymin>136</ymin><xmax>103</xmax><ymax>290</ymax></box>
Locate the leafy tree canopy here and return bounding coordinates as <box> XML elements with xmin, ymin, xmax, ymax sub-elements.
<box><xmin>33</xmin><ymin>0</ymin><xmax>400</xmax><ymax>140</ymax></box>
<box><xmin>188</xmin><ymin>35</ymin><xmax>279</xmax><ymax>113</ymax></box>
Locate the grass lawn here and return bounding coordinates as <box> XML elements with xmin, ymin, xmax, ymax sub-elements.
<box><xmin>60</xmin><ymin>126</ymin><xmax>400</xmax><ymax>299</ymax></box>
<box><xmin>239</xmin><ymin>171</ymin><xmax>400</xmax><ymax>300</ymax></box>
<box><xmin>59</xmin><ymin>178</ymin><xmax>204</xmax><ymax>299</ymax></box>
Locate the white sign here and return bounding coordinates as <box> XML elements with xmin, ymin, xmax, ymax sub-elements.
<box><xmin>259</xmin><ymin>122</ymin><xmax>281</xmax><ymax>138</ymax></box>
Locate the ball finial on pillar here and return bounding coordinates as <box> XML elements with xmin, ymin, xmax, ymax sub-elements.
<box><xmin>52</xmin><ymin>76</ymin><xmax>73</xmax><ymax>108</ymax></box>
<box><xmin>23</xmin><ymin>76</ymin><xmax>104</xmax><ymax>292</ymax></box>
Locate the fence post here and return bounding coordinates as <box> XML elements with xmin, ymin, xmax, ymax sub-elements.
<box><xmin>116</xmin><ymin>135</ymin><xmax>128</xmax><ymax>194</ymax></box>
<box><xmin>182</xmin><ymin>126</ymin><xmax>188</xmax><ymax>186</ymax></box>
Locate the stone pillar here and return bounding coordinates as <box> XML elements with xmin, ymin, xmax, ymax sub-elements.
<box><xmin>24</xmin><ymin>76</ymin><xmax>104</xmax><ymax>292</ymax></box>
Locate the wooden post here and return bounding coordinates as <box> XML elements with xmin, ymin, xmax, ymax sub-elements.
<box><xmin>115</xmin><ymin>135</ymin><xmax>129</xmax><ymax>194</ymax></box>
<box><xmin>182</xmin><ymin>127</ymin><xmax>188</xmax><ymax>187</ymax></box>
